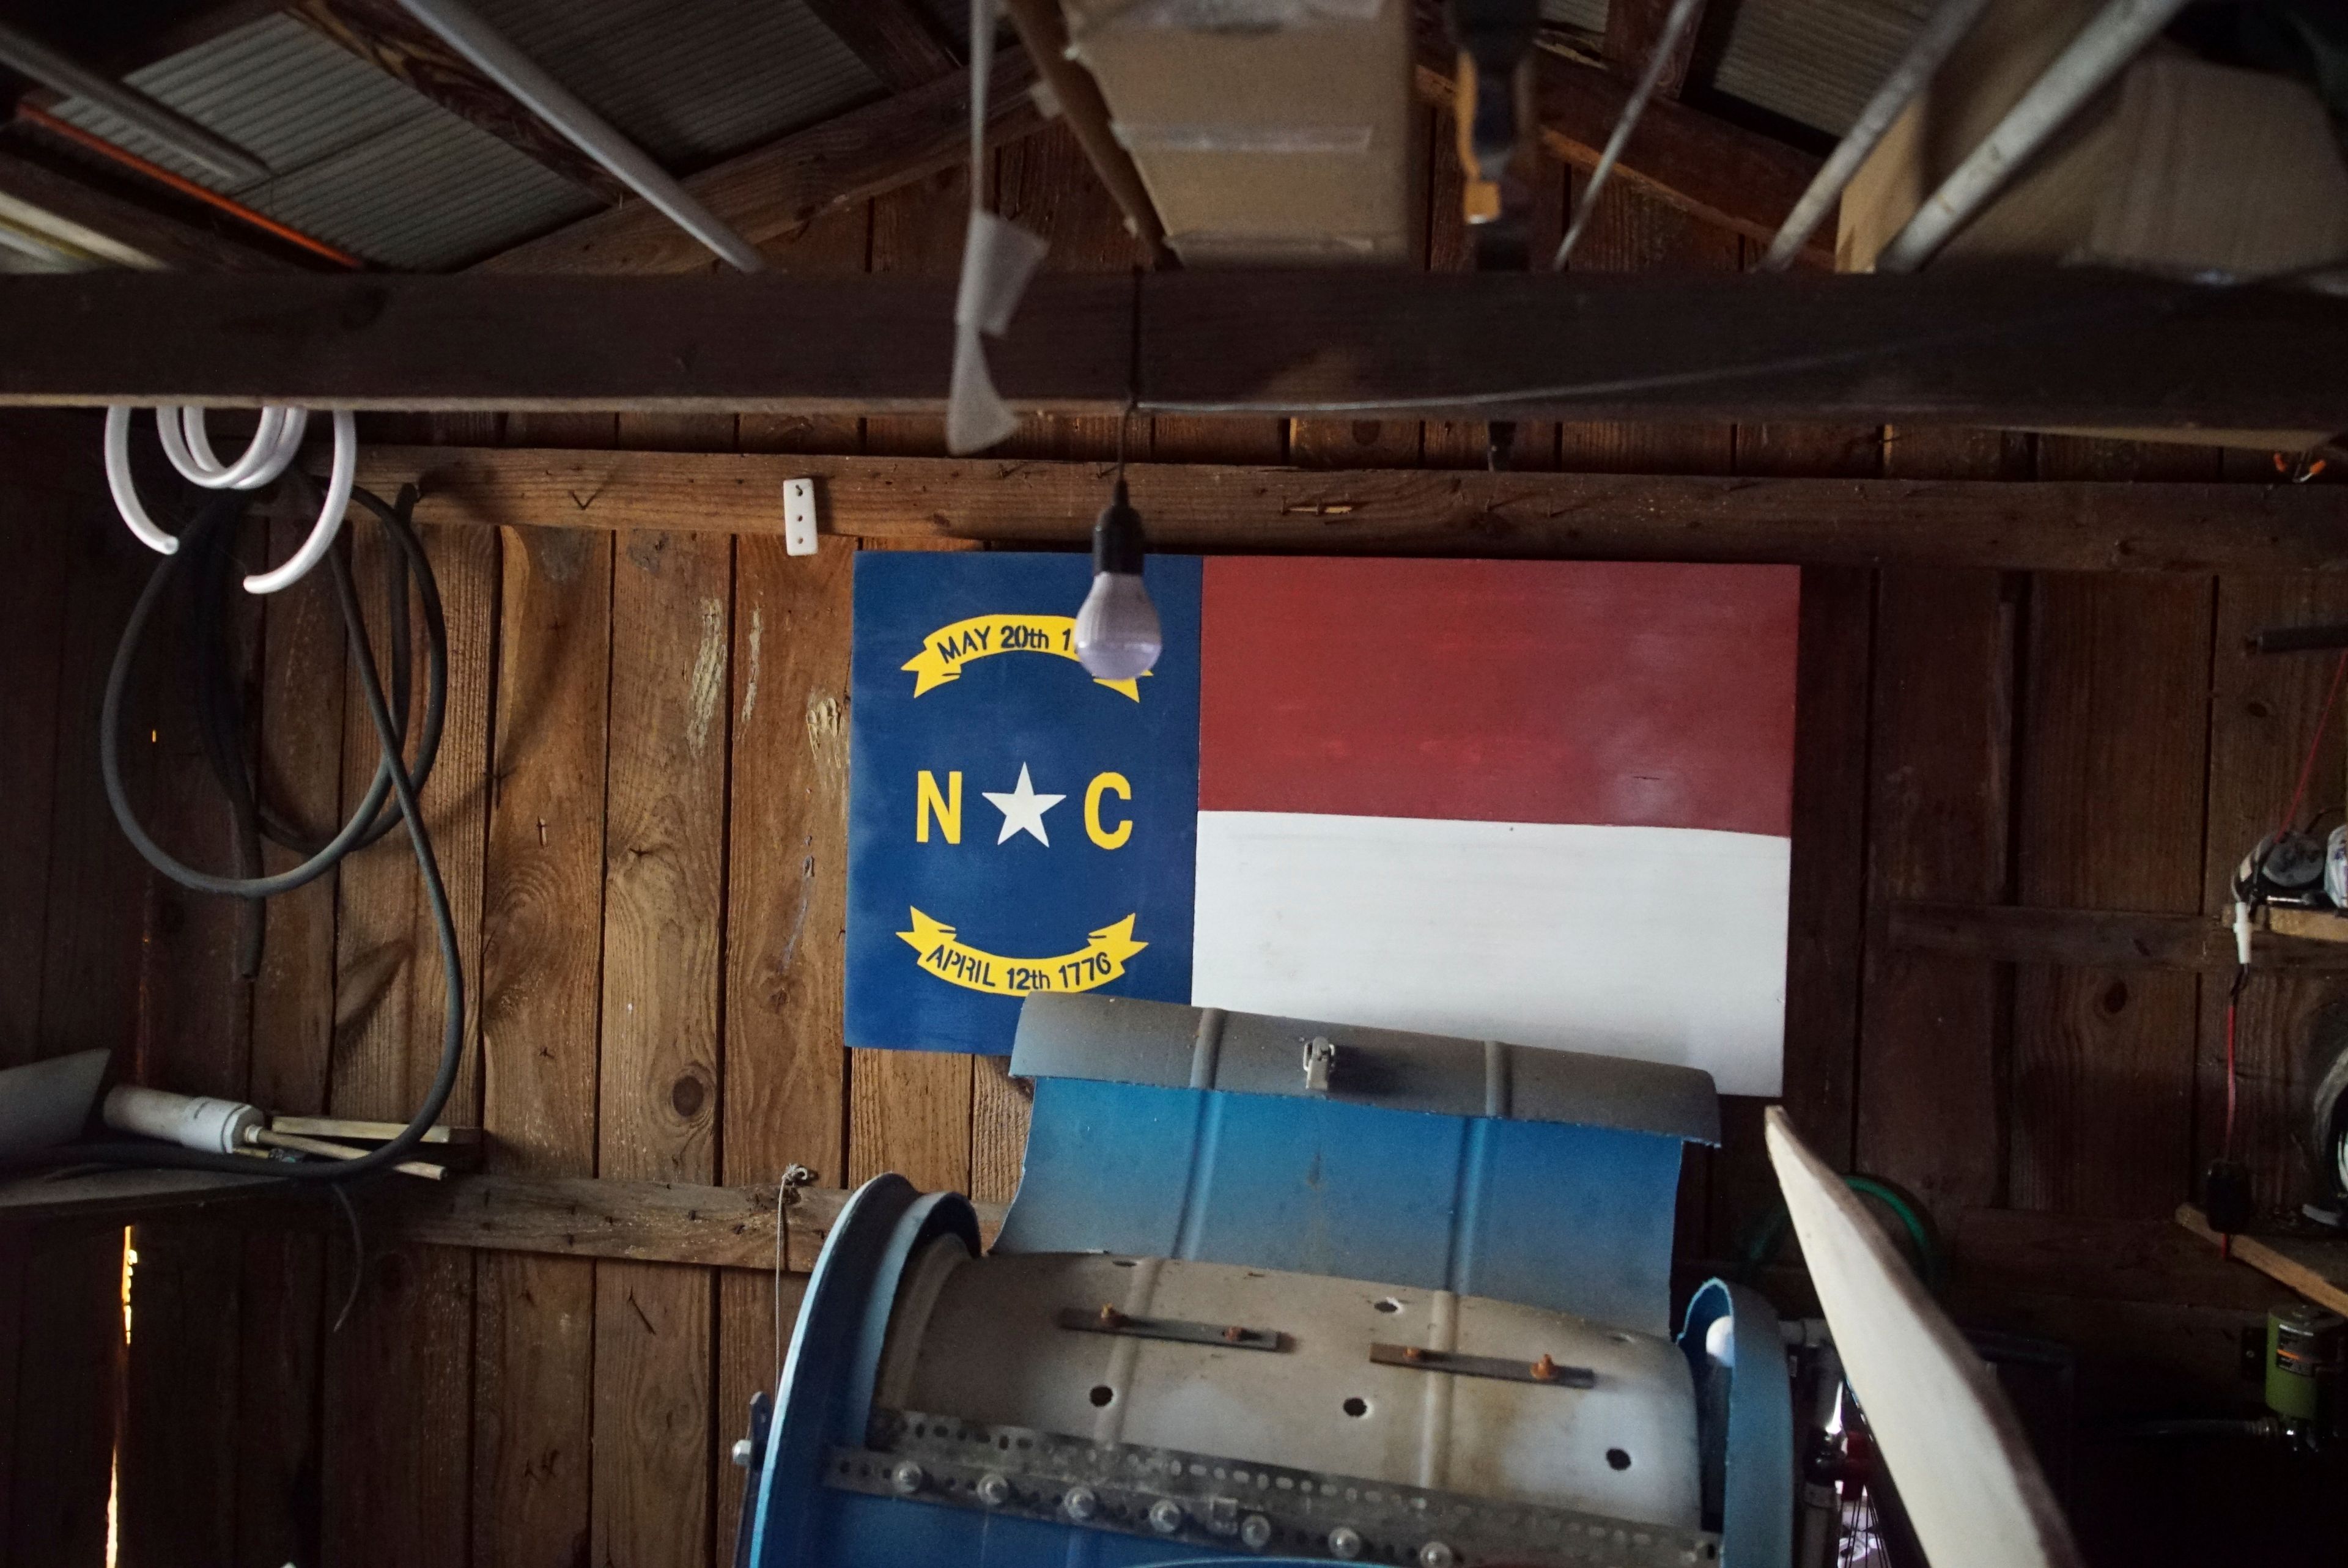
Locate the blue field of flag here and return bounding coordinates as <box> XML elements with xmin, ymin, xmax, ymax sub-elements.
<box><xmin>845</xmin><ymin>551</ymin><xmax>1203</xmax><ymax>1053</ymax></box>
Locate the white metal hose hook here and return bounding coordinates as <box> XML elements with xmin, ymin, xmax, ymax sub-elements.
<box><xmin>102</xmin><ymin>406</ymin><xmax>357</xmax><ymax>593</ymax></box>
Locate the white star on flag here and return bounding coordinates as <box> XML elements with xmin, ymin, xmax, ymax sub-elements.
<box><xmin>983</xmin><ymin>763</ymin><xmax>1065</xmax><ymax>846</ymax></box>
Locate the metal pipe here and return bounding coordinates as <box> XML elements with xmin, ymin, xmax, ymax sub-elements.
<box><xmin>17</xmin><ymin>103</ymin><xmax>363</xmax><ymax>268</ymax></box>
<box><xmin>1551</xmin><ymin>0</ymin><xmax>1708</xmax><ymax>270</ymax></box>
<box><xmin>1875</xmin><ymin>0</ymin><xmax>2190</xmax><ymax>273</ymax></box>
<box><xmin>1759</xmin><ymin>0</ymin><xmax>1996</xmax><ymax>272</ymax></box>
<box><xmin>0</xmin><ymin>20</ymin><xmax>269</xmax><ymax>186</ymax></box>
<box><xmin>394</xmin><ymin>0</ymin><xmax>764</xmax><ymax>272</ymax></box>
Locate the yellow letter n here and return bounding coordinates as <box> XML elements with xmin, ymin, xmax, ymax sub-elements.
<box><xmin>916</xmin><ymin>770</ymin><xmax>962</xmax><ymax>844</ymax></box>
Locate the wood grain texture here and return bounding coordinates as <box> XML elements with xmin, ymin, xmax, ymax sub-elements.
<box><xmin>717</xmin><ymin>198</ymin><xmax>866</xmax><ymax>1556</ymax></box>
<box><xmin>1888</xmin><ymin>901</ymin><xmax>2348</xmax><ymax>973</ymax></box>
<box><xmin>593</xmin><ymin>527</ymin><xmax>730</xmax><ymax>1568</ymax></box>
<box><xmin>970</xmin><ymin>1055</ymin><xmax>1032</xmax><ymax>1207</ymax></box>
<box><xmin>2010</xmin><ymin>572</ymin><xmax>2213</xmax><ymax>1219</ymax></box>
<box><xmin>804</xmin><ymin>0</ymin><xmax>959</xmax><ymax>88</ymax></box>
<box><xmin>1555</xmin><ymin>183</ymin><xmax>1737</xmax><ymax>474</ymax></box>
<box><xmin>2176</xmin><ymin>1205</ymin><xmax>2348</xmax><ymax>1315</ymax></box>
<box><xmin>1707</xmin><ymin>388</ymin><xmax>1881</xmax><ymax>1253</ymax></box>
<box><xmin>1780</xmin><ymin>566</ymin><xmax>1873</xmax><ymax>1165</ymax></box>
<box><xmin>2197</xmin><ymin>575</ymin><xmax>2348</xmax><ymax>1217</ymax></box>
<box><xmin>475</xmin><ymin>525</ymin><xmax>612</xmax><ymax>1568</ymax></box>
<box><xmin>0</xmin><ymin>485</ymin><xmax>68</xmax><ymax>1066</ymax></box>
<box><xmin>319</xmin><ymin>506</ymin><xmax>497</xmax><ymax>1568</ymax></box>
<box><xmin>849</xmin><ymin>1048</ymin><xmax>974</xmax><ymax>1191</ymax></box>
<box><xmin>1855</xmin><ymin>568</ymin><xmax>2015</xmax><ymax>1225</ymax></box>
<box><xmin>291</xmin><ymin>0</ymin><xmax>626</xmax><ymax>204</ymax></box>
<box><xmin>9</xmin><ymin>269</ymin><xmax>2348</xmax><ymax>435</ymax></box>
<box><xmin>1422</xmin><ymin>113</ymin><xmax>1565</xmax><ymax>472</ymax></box>
<box><xmin>721</xmin><ymin>539</ymin><xmax>854</xmax><ymax>1201</ymax></box>
<box><xmin>1293</xmin><ymin>106</ymin><xmax>1430</xmax><ymax>469</ymax></box>
<box><xmin>736</xmin><ymin>206</ymin><xmax>871</xmax><ymax>457</ymax></box>
<box><xmin>992</xmin><ymin>125</ymin><xmax>1143</xmax><ymax>463</ymax></box>
<box><xmin>120</xmin><ymin>1222</ymin><xmax>242</xmax><ymax>1568</ymax></box>
<box><xmin>1603</xmin><ymin>0</ymin><xmax>1705</xmax><ymax>96</ymax></box>
<box><xmin>13</xmin><ymin>496</ymin><xmax>145</xmax><ymax>1568</ymax></box>
<box><xmin>478</xmin><ymin>54</ymin><xmax>1042</xmax><ymax>277</ymax></box>
<box><xmin>7</xmin><ymin>1230</ymin><xmax>122</xmax><ymax>1568</ymax></box>
<box><xmin>863</xmin><ymin>164</ymin><xmax>970</xmax><ymax>457</ymax></box>
<box><xmin>116</xmin><ymin>507</ymin><xmax>257</xmax><ymax>1568</ymax></box>
<box><xmin>357</xmin><ymin>447</ymin><xmax>2348</xmax><ymax>573</ymax></box>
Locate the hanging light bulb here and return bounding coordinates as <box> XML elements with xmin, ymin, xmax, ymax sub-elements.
<box><xmin>1074</xmin><ymin>477</ymin><xmax>1161</xmax><ymax>680</ymax></box>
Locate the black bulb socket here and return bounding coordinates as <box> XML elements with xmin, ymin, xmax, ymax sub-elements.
<box><xmin>1092</xmin><ymin>478</ymin><xmax>1146</xmax><ymax>577</ymax></box>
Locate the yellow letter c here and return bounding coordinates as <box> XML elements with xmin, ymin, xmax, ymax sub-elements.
<box><xmin>1084</xmin><ymin>771</ymin><xmax>1132</xmax><ymax>850</ymax></box>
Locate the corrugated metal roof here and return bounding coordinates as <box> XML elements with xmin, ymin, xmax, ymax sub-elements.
<box><xmin>1708</xmin><ymin>0</ymin><xmax>1936</xmax><ymax>135</ymax></box>
<box><xmin>1541</xmin><ymin>0</ymin><xmax>1611</xmax><ymax>39</ymax></box>
<box><xmin>460</xmin><ymin>0</ymin><xmax>882</xmax><ymax>170</ymax></box>
<box><xmin>39</xmin><ymin>0</ymin><xmax>886</xmax><ymax>270</ymax></box>
<box><xmin>45</xmin><ymin>13</ymin><xmax>597</xmax><ymax>269</ymax></box>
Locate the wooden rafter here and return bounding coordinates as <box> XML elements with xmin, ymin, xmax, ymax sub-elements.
<box><xmin>0</xmin><ymin>145</ymin><xmax>295</xmax><ymax>271</ymax></box>
<box><xmin>288</xmin><ymin>0</ymin><xmax>628</xmax><ymax>204</ymax></box>
<box><xmin>2</xmin><ymin>267</ymin><xmax>2338</xmax><ymax>435</ymax></box>
<box><xmin>474</xmin><ymin>48</ymin><xmax>1044</xmax><ymax>274</ymax></box>
<box><xmin>802</xmin><ymin>0</ymin><xmax>961</xmax><ymax>90</ymax></box>
<box><xmin>1412</xmin><ymin>9</ymin><xmax>1825</xmax><ymax>261</ymax></box>
<box><xmin>345</xmin><ymin>446</ymin><xmax>2348</xmax><ymax>575</ymax></box>
<box><xmin>1602</xmin><ymin>0</ymin><xmax>1707</xmax><ymax>98</ymax></box>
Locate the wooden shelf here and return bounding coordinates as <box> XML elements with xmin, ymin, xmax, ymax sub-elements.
<box><xmin>2176</xmin><ymin>1204</ymin><xmax>2348</xmax><ymax>1316</ymax></box>
<box><xmin>2260</xmin><ymin>905</ymin><xmax>2348</xmax><ymax>944</ymax></box>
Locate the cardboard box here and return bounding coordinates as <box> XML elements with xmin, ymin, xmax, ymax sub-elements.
<box><xmin>1061</xmin><ymin>0</ymin><xmax>1412</xmax><ymax>265</ymax></box>
<box><xmin>1840</xmin><ymin>2</ymin><xmax>2348</xmax><ymax>277</ymax></box>
<box><xmin>1839</xmin><ymin>0</ymin><xmax>2348</xmax><ymax>451</ymax></box>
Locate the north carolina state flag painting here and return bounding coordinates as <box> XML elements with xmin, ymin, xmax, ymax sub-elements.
<box><xmin>846</xmin><ymin>553</ymin><xmax>1800</xmax><ymax>1094</ymax></box>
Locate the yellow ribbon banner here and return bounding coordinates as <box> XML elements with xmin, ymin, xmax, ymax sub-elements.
<box><xmin>901</xmin><ymin>613</ymin><xmax>1145</xmax><ymax>701</ymax></box>
<box><xmin>897</xmin><ymin>908</ymin><xmax>1148</xmax><ymax>996</ymax></box>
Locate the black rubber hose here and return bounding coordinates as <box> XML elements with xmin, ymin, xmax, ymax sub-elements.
<box><xmin>100</xmin><ymin>485</ymin><xmax>446</xmax><ymax>900</ymax></box>
<box><xmin>40</xmin><ymin>495</ymin><xmax>465</xmax><ymax>1182</ymax></box>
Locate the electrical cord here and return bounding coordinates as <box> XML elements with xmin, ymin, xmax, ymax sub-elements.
<box><xmin>13</xmin><ymin>472</ymin><xmax>464</xmax><ymax>1184</ymax></box>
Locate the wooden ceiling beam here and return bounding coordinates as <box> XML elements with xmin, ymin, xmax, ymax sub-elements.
<box><xmin>0</xmin><ymin>266</ymin><xmax>2336</xmax><ymax>435</ymax></box>
<box><xmin>1414</xmin><ymin>11</ymin><xmax>1826</xmax><ymax>261</ymax></box>
<box><xmin>339</xmin><ymin>446</ymin><xmax>2348</xmax><ymax>575</ymax></box>
<box><xmin>1601</xmin><ymin>0</ymin><xmax>1707</xmax><ymax>98</ymax></box>
<box><xmin>288</xmin><ymin>0</ymin><xmax>629</xmax><ymax>204</ymax></box>
<box><xmin>474</xmin><ymin>48</ymin><xmax>1044</xmax><ymax>274</ymax></box>
<box><xmin>801</xmin><ymin>0</ymin><xmax>961</xmax><ymax>90</ymax></box>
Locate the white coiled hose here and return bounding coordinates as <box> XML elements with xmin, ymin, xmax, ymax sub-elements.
<box><xmin>103</xmin><ymin>404</ymin><xmax>358</xmax><ymax>594</ymax></box>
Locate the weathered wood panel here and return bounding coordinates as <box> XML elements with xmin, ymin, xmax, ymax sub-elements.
<box><xmin>1855</xmin><ymin>566</ymin><xmax>2015</xmax><ymax>1226</ymax></box>
<box><xmin>2196</xmin><ymin>575</ymin><xmax>2348</xmax><ymax>1217</ymax></box>
<box><xmin>474</xmin><ymin>525</ymin><xmax>611</xmax><ymax>1568</ymax></box>
<box><xmin>2010</xmin><ymin>567</ymin><xmax>2213</xmax><ymax>1218</ymax></box>
<box><xmin>361</xmin><ymin>446</ymin><xmax>2348</xmax><ymax>573</ymax></box>
<box><xmin>592</xmin><ymin>527</ymin><xmax>731</xmax><ymax>1568</ymax></box>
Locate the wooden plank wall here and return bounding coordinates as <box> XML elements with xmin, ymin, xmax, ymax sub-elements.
<box><xmin>0</xmin><ymin>417</ymin><xmax>150</xmax><ymax>1567</ymax></box>
<box><xmin>9</xmin><ymin>122</ymin><xmax>2346</xmax><ymax>1564</ymax></box>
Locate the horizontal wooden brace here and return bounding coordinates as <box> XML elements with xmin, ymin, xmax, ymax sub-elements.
<box><xmin>345</xmin><ymin>446</ymin><xmax>2348</xmax><ymax>573</ymax></box>
<box><xmin>12</xmin><ymin>1168</ymin><xmax>2303</xmax><ymax>1316</ymax></box>
<box><xmin>4</xmin><ymin>268</ymin><xmax>2344</xmax><ymax>433</ymax></box>
<box><xmin>1883</xmin><ymin>900</ymin><xmax>2348</xmax><ymax>971</ymax></box>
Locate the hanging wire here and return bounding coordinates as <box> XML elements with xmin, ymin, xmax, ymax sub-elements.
<box><xmin>1551</xmin><ymin>0</ymin><xmax>1710</xmax><ymax>270</ymax></box>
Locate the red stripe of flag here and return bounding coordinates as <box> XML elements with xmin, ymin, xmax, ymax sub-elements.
<box><xmin>1198</xmin><ymin>558</ymin><xmax>1800</xmax><ymax>837</ymax></box>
